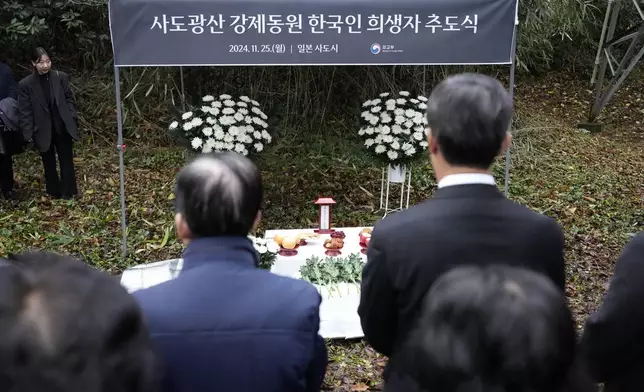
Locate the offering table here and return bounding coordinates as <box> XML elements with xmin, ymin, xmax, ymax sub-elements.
<box><xmin>265</xmin><ymin>227</ymin><xmax>370</xmax><ymax>339</ymax></box>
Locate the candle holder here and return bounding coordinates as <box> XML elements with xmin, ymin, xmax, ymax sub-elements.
<box><xmin>314</xmin><ymin>197</ymin><xmax>336</xmax><ymax>234</ymax></box>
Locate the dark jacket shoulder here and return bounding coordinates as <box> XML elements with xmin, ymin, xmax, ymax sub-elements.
<box><xmin>580</xmin><ymin>233</ymin><xmax>644</xmax><ymax>389</ymax></box>
<box><xmin>373</xmin><ymin>191</ymin><xmax>560</xmax><ymax>240</ymax></box>
<box><xmin>18</xmin><ymin>74</ymin><xmax>31</xmax><ymax>87</ymax></box>
<box><xmin>18</xmin><ymin>73</ymin><xmax>39</xmax><ymax>89</ymax></box>
<box><xmin>134</xmin><ymin>265</ymin><xmax>321</xmax><ymax>329</ymax></box>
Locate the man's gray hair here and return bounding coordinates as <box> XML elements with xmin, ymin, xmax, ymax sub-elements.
<box><xmin>174</xmin><ymin>152</ymin><xmax>262</xmax><ymax>237</ymax></box>
<box><xmin>426</xmin><ymin>73</ymin><xmax>513</xmax><ymax>170</ymax></box>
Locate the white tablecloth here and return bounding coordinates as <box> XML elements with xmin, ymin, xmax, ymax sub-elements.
<box><xmin>120</xmin><ymin>259</ymin><xmax>183</xmax><ymax>293</ymax></box>
<box><xmin>266</xmin><ymin>227</ymin><xmax>369</xmax><ymax>339</ymax></box>
<box><xmin>119</xmin><ymin>227</ymin><xmax>370</xmax><ymax>340</ymax></box>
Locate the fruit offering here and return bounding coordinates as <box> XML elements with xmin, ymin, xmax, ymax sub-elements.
<box><xmin>281</xmin><ymin>236</ymin><xmax>299</xmax><ymax>250</ymax></box>
<box><xmin>359</xmin><ymin>231</ymin><xmax>372</xmax><ymax>246</ymax></box>
<box><xmin>324</xmin><ymin>238</ymin><xmax>344</xmax><ymax>249</ymax></box>
<box><xmin>330</xmin><ymin>231</ymin><xmax>346</xmax><ymax>239</ymax></box>
<box><xmin>273</xmin><ymin>233</ymin><xmax>285</xmax><ymax>247</ymax></box>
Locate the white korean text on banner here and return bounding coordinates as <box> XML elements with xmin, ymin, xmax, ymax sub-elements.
<box><xmin>108</xmin><ymin>0</ymin><xmax>518</xmax><ymax>66</ymax></box>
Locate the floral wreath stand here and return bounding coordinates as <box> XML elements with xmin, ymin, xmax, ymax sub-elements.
<box><xmin>378</xmin><ymin>164</ymin><xmax>412</xmax><ymax>217</ymax></box>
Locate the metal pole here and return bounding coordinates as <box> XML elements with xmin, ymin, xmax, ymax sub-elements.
<box><xmin>379</xmin><ymin>168</ymin><xmax>385</xmax><ymax>209</ymax></box>
<box><xmin>591</xmin><ymin>0</ymin><xmax>615</xmax><ymax>85</ymax></box>
<box><xmin>405</xmin><ymin>168</ymin><xmax>412</xmax><ymax>209</ymax></box>
<box><xmin>384</xmin><ymin>172</ymin><xmax>390</xmax><ymax>217</ymax></box>
<box><xmin>503</xmin><ymin>18</ymin><xmax>518</xmax><ymax>197</ymax></box>
<box><xmin>179</xmin><ymin>66</ymin><xmax>186</xmax><ymax>111</ymax></box>
<box><xmin>422</xmin><ymin>65</ymin><xmax>427</xmax><ymax>95</ymax></box>
<box><xmin>589</xmin><ymin>0</ymin><xmax>623</xmax><ymax>121</ymax></box>
<box><xmin>399</xmin><ymin>172</ymin><xmax>404</xmax><ymax>210</ymax></box>
<box><xmin>597</xmin><ymin>43</ymin><xmax>644</xmax><ymax>111</ymax></box>
<box><xmin>633</xmin><ymin>0</ymin><xmax>644</xmax><ymax>20</ymax></box>
<box><xmin>114</xmin><ymin>66</ymin><xmax>128</xmax><ymax>259</ymax></box>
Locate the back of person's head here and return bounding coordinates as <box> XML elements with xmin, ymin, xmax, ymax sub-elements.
<box><xmin>0</xmin><ymin>252</ymin><xmax>159</xmax><ymax>392</ymax></box>
<box><xmin>398</xmin><ymin>265</ymin><xmax>576</xmax><ymax>392</ymax></box>
<box><xmin>426</xmin><ymin>73</ymin><xmax>513</xmax><ymax>170</ymax></box>
<box><xmin>174</xmin><ymin>152</ymin><xmax>262</xmax><ymax>240</ymax></box>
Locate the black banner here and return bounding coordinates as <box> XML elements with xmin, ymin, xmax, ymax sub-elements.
<box><xmin>109</xmin><ymin>0</ymin><xmax>518</xmax><ymax>66</ymax></box>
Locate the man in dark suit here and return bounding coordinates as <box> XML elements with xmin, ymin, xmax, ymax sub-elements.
<box><xmin>358</xmin><ymin>73</ymin><xmax>566</xmax><ymax>392</ymax></box>
<box><xmin>0</xmin><ymin>61</ymin><xmax>18</xmax><ymax>201</ymax></box>
<box><xmin>134</xmin><ymin>152</ymin><xmax>327</xmax><ymax>392</ymax></box>
<box><xmin>18</xmin><ymin>48</ymin><xmax>78</xmax><ymax>199</ymax></box>
<box><xmin>581</xmin><ymin>232</ymin><xmax>644</xmax><ymax>392</ymax></box>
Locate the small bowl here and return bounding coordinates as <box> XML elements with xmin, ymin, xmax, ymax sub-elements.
<box><xmin>279</xmin><ymin>247</ymin><xmax>298</xmax><ymax>256</ymax></box>
<box><xmin>325</xmin><ymin>249</ymin><xmax>342</xmax><ymax>257</ymax></box>
<box><xmin>359</xmin><ymin>232</ymin><xmax>371</xmax><ymax>245</ymax></box>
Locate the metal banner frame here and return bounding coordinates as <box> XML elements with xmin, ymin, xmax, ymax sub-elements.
<box><xmin>109</xmin><ymin>1</ymin><xmax>520</xmax><ymax>258</ymax></box>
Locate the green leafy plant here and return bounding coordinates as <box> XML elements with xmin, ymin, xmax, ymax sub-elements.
<box><xmin>299</xmin><ymin>253</ymin><xmax>364</xmax><ymax>286</ymax></box>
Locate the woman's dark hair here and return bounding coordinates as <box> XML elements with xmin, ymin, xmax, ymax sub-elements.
<box><xmin>31</xmin><ymin>47</ymin><xmax>49</xmax><ymax>63</ymax></box>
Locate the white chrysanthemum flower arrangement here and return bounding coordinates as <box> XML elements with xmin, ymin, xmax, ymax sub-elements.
<box><xmin>249</xmin><ymin>235</ymin><xmax>280</xmax><ymax>270</ymax></box>
<box><xmin>169</xmin><ymin>94</ymin><xmax>271</xmax><ymax>156</ymax></box>
<box><xmin>359</xmin><ymin>91</ymin><xmax>429</xmax><ymax>166</ymax></box>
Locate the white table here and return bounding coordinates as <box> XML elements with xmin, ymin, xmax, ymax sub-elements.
<box><xmin>120</xmin><ymin>259</ymin><xmax>183</xmax><ymax>293</ymax></box>
<box><xmin>266</xmin><ymin>227</ymin><xmax>370</xmax><ymax>339</ymax></box>
<box><xmin>120</xmin><ymin>227</ymin><xmax>370</xmax><ymax>339</ymax></box>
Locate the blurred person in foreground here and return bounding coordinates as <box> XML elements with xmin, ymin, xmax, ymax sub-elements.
<box><xmin>134</xmin><ymin>152</ymin><xmax>327</xmax><ymax>392</ymax></box>
<box><xmin>393</xmin><ymin>266</ymin><xmax>595</xmax><ymax>392</ymax></box>
<box><xmin>18</xmin><ymin>47</ymin><xmax>79</xmax><ymax>199</ymax></box>
<box><xmin>581</xmin><ymin>232</ymin><xmax>644</xmax><ymax>392</ymax></box>
<box><xmin>359</xmin><ymin>73</ymin><xmax>567</xmax><ymax>392</ymax></box>
<box><xmin>0</xmin><ymin>59</ymin><xmax>19</xmax><ymax>201</ymax></box>
<box><xmin>0</xmin><ymin>251</ymin><xmax>160</xmax><ymax>392</ymax></box>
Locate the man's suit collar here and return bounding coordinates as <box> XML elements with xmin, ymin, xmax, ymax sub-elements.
<box><xmin>182</xmin><ymin>236</ymin><xmax>258</xmax><ymax>272</ymax></box>
<box><xmin>432</xmin><ymin>183</ymin><xmax>503</xmax><ymax>200</ymax></box>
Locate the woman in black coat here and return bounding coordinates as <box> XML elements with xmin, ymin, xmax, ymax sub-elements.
<box><xmin>18</xmin><ymin>47</ymin><xmax>78</xmax><ymax>199</ymax></box>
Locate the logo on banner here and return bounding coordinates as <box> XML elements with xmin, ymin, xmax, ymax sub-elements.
<box><xmin>370</xmin><ymin>43</ymin><xmax>382</xmax><ymax>55</ymax></box>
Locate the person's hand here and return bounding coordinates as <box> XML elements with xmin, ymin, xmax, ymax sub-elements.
<box><xmin>24</xmin><ymin>138</ymin><xmax>34</xmax><ymax>151</ymax></box>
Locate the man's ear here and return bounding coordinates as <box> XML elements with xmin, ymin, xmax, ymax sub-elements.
<box><xmin>499</xmin><ymin>132</ymin><xmax>512</xmax><ymax>155</ymax></box>
<box><xmin>427</xmin><ymin>129</ymin><xmax>439</xmax><ymax>155</ymax></box>
<box><xmin>175</xmin><ymin>213</ymin><xmax>191</xmax><ymax>242</ymax></box>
